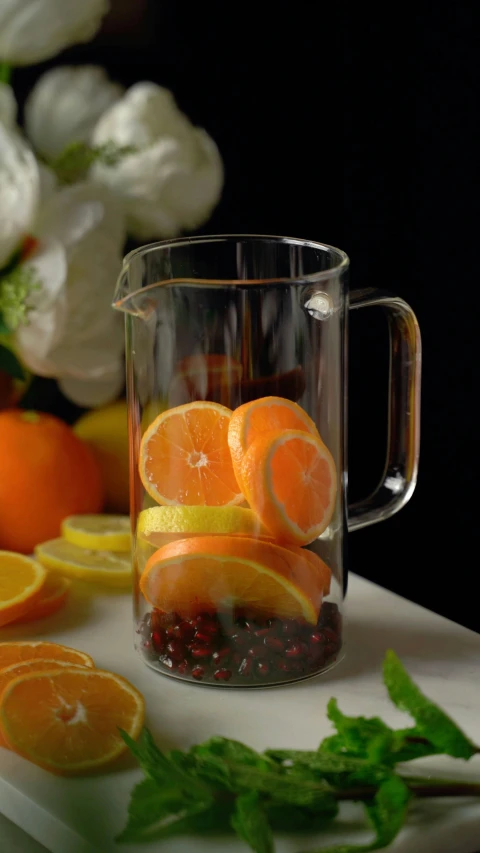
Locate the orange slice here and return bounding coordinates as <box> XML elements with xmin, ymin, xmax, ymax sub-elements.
<box><xmin>0</xmin><ymin>668</ymin><xmax>145</xmax><ymax>774</ymax></box>
<box><xmin>241</xmin><ymin>429</ymin><xmax>337</xmax><ymax>545</ymax></box>
<box><xmin>0</xmin><ymin>659</ymin><xmax>89</xmax><ymax>748</ymax></box>
<box><xmin>0</xmin><ymin>552</ymin><xmax>47</xmax><ymax>627</ymax></box>
<box><xmin>286</xmin><ymin>545</ymin><xmax>332</xmax><ymax>595</ymax></box>
<box><xmin>169</xmin><ymin>355</ymin><xmax>243</xmax><ymax>407</ymax></box>
<box><xmin>0</xmin><ymin>641</ymin><xmax>94</xmax><ymax>670</ymax></box>
<box><xmin>10</xmin><ymin>574</ymin><xmax>70</xmax><ymax>624</ymax></box>
<box><xmin>139</xmin><ymin>401</ymin><xmax>244</xmax><ymax>507</ymax></box>
<box><xmin>228</xmin><ymin>396</ymin><xmax>321</xmax><ymax>488</ymax></box>
<box><xmin>141</xmin><ymin>535</ymin><xmax>323</xmax><ymax>624</ymax></box>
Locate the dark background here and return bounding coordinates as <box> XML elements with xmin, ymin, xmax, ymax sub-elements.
<box><xmin>15</xmin><ymin>3</ymin><xmax>478</xmax><ymax>631</ymax></box>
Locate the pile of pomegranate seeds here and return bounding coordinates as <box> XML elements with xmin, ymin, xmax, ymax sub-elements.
<box><xmin>137</xmin><ymin>602</ymin><xmax>342</xmax><ymax>685</ymax></box>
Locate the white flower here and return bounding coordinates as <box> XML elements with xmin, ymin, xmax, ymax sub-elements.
<box><xmin>0</xmin><ymin>0</ymin><xmax>110</xmax><ymax>66</ymax></box>
<box><xmin>15</xmin><ymin>182</ymin><xmax>126</xmax><ymax>407</ymax></box>
<box><xmin>91</xmin><ymin>82</ymin><xmax>224</xmax><ymax>240</ymax></box>
<box><xmin>0</xmin><ymin>82</ymin><xmax>17</xmax><ymax>128</ymax></box>
<box><xmin>25</xmin><ymin>66</ymin><xmax>123</xmax><ymax>161</ymax></box>
<box><xmin>0</xmin><ymin>123</ymin><xmax>39</xmax><ymax>268</ymax></box>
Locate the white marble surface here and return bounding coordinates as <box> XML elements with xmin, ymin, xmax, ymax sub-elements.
<box><xmin>0</xmin><ymin>574</ymin><xmax>479</xmax><ymax>853</ymax></box>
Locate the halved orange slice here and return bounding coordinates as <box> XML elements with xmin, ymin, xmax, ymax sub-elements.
<box><xmin>0</xmin><ymin>668</ymin><xmax>145</xmax><ymax>774</ymax></box>
<box><xmin>0</xmin><ymin>641</ymin><xmax>94</xmax><ymax>670</ymax></box>
<box><xmin>139</xmin><ymin>401</ymin><xmax>244</xmax><ymax>507</ymax></box>
<box><xmin>228</xmin><ymin>396</ymin><xmax>321</xmax><ymax>488</ymax></box>
<box><xmin>0</xmin><ymin>552</ymin><xmax>47</xmax><ymax>627</ymax></box>
<box><xmin>241</xmin><ymin>429</ymin><xmax>337</xmax><ymax>545</ymax></box>
<box><xmin>11</xmin><ymin>574</ymin><xmax>70</xmax><ymax>624</ymax></box>
<box><xmin>141</xmin><ymin>535</ymin><xmax>323</xmax><ymax>624</ymax></box>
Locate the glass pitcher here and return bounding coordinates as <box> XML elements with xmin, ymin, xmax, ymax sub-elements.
<box><xmin>113</xmin><ymin>235</ymin><xmax>421</xmax><ymax>688</ymax></box>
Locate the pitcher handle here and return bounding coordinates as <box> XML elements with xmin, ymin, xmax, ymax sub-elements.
<box><xmin>347</xmin><ymin>288</ymin><xmax>422</xmax><ymax>531</ymax></box>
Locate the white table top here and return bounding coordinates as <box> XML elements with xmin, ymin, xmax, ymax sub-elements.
<box><xmin>0</xmin><ymin>574</ymin><xmax>479</xmax><ymax>853</ymax></box>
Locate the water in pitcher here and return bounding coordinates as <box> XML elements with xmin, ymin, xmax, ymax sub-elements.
<box><xmin>129</xmin><ymin>278</ymin><xmax>345</xmax><ymax>687</ymax></box>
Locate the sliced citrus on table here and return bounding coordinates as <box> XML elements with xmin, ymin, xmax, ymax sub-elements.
<box><xmin>0</xmin><ymin>641</ymin><xmax>94</xmax><ymax>669</ymax></box>
<box><xmin>228</xmin><ymin>395</ymin><xmax>321</xmax><ymax>487</ymax></box>
<box><xmin>0</xmin><ymin>658</ymin><xmax>89</xmax><ymax>747</ymax></box>
<box><xmin>141</xmin><ymin>535</ymin><xmax>323</xmax><ymax>623</ymax></box>
<box><xmin>241</xmin><ymin>429</ymin><xmax>337</xmax><ymax>545</ymax></box>
<box><xmin>139</xmin><ymin>401</ymin><xmax>244</xmax><ymax>507</ymax></box>
<box><xmin>0</xmin><ymin>668</ymin><xmax>145</xmax><ymax>774</ymax></box>
<box><xmin>35</xmin><ymin>539</ymin><xmax>132</xmax><ymax>587</ymax></box>
<box><xmin>169</xmin><ymin>354</ymin><xmax>243</xmax><ymax>407</ymax></box>
<box><xmin>0</xmin><ymin>552</ymin><xmax>47</xmax><ymax>627</ymax></box>
<box><xmin>62</xmin><ymin>514</ymin><xmax>131</xmax><ymax>552</ymax></box>
<box><xmin>137</xmin><ymin>505</ymin><xmax>269</xmax><ymax>549</ymax></box>
<box><xmin>11</xmin><ymin>574</ymin><xmax>71</xmax><ymax>624</ymax></box>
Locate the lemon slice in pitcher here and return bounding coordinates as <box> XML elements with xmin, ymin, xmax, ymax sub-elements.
<box><xmin>137</xmin><ymin>505</ymin><xmax>269</xmax><ymax>549</ymax></box>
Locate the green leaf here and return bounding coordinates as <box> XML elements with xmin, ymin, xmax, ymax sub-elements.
<box><xmin>120</xmin><ymin>729</ymin><xmax>212</xmax><ymax>800</ymax></box>
<box><xmin>0</xmin><ymin>344</ymin><xmax>25</xmax><ymax>380</ymax></box>
<box><xmin>383</xmin><ymin>650</ymin><xmax>477</xmax><ymax>759</ymax></box>
<box><xmin>231</xmin><ymin>791</ymin><xmax>274</xmax><ymax>853</ymax></box>
<box><xmin>266</xmin><ymin>802</ymin><xmax>338</xmax><ymax>833</ymax></box>
<box><xmin>0</xmin><ymin>313</ymin><xmax>10</xmax><ymax>335</ymax></box>
<box><xmin>266</xmin><ymin>749</ymin><xmax>391</xmax><ymax>789</ymax></box>
<box><xmin>321</xmin><ymin>699</ymin><xmax>393</xmax><ymax>760</ymax></box>
<box><xmin>299</xmin><ymin>776</ymin><xmax>410</xmax><ymax>853</ymax></box>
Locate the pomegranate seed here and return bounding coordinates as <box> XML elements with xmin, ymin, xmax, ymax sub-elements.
<box><xmin>214</xmin><ymin>668</ymin><xmax>232</xmax><ymax>681</ymax></box>
<box><xmin>266</xmin><ymin>617</ymin><xmax>281</xmax><ymax>630</ymax></box>
<box><xmin>238</xmin><ymin>657</ymin><xmax>253</xmax><ymax>676</ymax></box>
<box><xmin>247</xmin><ymin>644</ymin><xmax>268</xmax><ymax>659</ymax></box>
<box><xmin>286</xmin><ymin>660</ymin><xmax>304</xmax><ymax>673</ymax></box>
<box><xmin>264</xmin><ymin>637</ymin><xmax>284</xmax><ymax>654</ymax></box>
<box><xmin>322</xmin><ymin>627</ymin><xmax>338</xmax><ymax>643</ymax></box>
<box><xmin>281</xmin><ymin>619</ymin><xmax>299</xmax><ymax>637</ymax></box>
<box><xmin>235</xmin><ymin>618</ymin><xmax>253</xmax><ymax>632</ymax></box>
<box><xmin>152</xmin><ymin>612</ymin><xmax>177</xmax><ymax>630</ymax></box>
<box><xmin>309</xmin><ymin>631</ymin><xmax>324</xmax><ymax>645</ymax></box>
<box><xmin>254</xmin><ymin>628</ymin><xmax>269</xmax><ymax>637</ymax></box>
<box><xmin>191</xmin><ymin>645</ymin><xmax>213</xmax><ymax>659</ymax></box>
<box><xmin>143</xmin><ymin>640</ymin><xmax>152</xmax><ymax>649</ymax></box>
<box><xmin>194</xmin><ymin>631</ymin><xmax>214</xmax><ymax>644</ymax></box>
<box><xmin>173</xmin><ymin>621</ymin><xmax>196</xmax><ymax>641</ymax></box>
<box><xmin>212</xmin><ymin>647</ymin><xmax>230</xmax><ymax>664</ymax></box>
<box><xmin>166</xmin><ymin>640</ymin><xmax>186</xmax><ymax>661</ymax></box>
<box><xmin>176</xmin><ymin>660</ymin><xmax>189</xmax><ymax>675</ymax></box>
<box><xmin>308</xmin><ymin>651</ymin><xmax>325</xmax><ymax>668</ymax></box>
<box><xmin>152</xmin><ymin>630</ymin><xmax>166</xmax><ymax>652</ymax></box>
<box><xmin>231</xmin><ymin>633</ymin><xmax>249</xmax><ymax>649</ymax></box>
<box><xmin>159</xmin><ymin>654</ymin><xmax>174</xmax><ymax>669</ymax></box>
<box><xmin>278</xmin><ymin>661</ymin><xmax>290</xmax><ymax>672</ymax></box>
<box><xmin>232</xmin><ymin>652</ymin><xmax>242</xmax><ymax>666</ymax></box>
<box><xmin>191</xmin><ymin>666</ymin><xmax>205</xmax><ymax>679</ymax></box>
<box><xmin>256</xmin><ymin>662</ymin><xmax>270</xmax><ymax>677</ymax></box>
<box><xmin>285</xmin><ymin>642</ymin><xmax>308</xmax><ymax>658</ymax></box>
<box><xmin>324</xmin><ymin>643</ymin><xmax>338</xmax><ymax>659</ymax></box>
<box><xmin>196</xmin><ymin>614</ymin><xmax>218</xmax><ymax>633</ymax></box>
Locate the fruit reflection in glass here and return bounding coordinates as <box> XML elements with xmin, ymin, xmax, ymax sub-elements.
<box><xmin>114</xmin><ymin>236</ymin><xmax>420</xmax><ymax>686</ymax></box>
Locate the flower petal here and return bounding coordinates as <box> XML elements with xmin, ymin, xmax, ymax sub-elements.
<box><xmin>0</xmin><ymin>0</ymin><xmax>110</xmax><ymax>66</ymax></box>
<box><xmin>0</xmin><ymin>124</ymin><xmax>39</xmax><ymax>268</ymax></box>
<box><xmin>35</xmin><ymin>182</ymin><xmax>125</xmax><ymax>250</ymax></box>
<box><xmin>25</xmin><ymin>65</ymin><xmax>123</xmax><ymax>160</ymax></box>
<box><xmin>59</xmin><ymin>365</ymin><xmax>125</xmax><ymax>408</ymax></box>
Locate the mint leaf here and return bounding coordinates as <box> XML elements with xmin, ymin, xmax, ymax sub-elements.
<box><xmin>266</xmin><ymin>749</ymin><xmax>391</xmax><ymax>789</ymax></box>
<box><xmin>231</xmin><ymin>791</ymin><xmax>274</xmax><ymax>853</ymax></box>
<box><xmin>300</xmin><ymin>776</ymin><xmax>410</xmax><ymax>853</ymax></box>
<box><xmin>383</xmin><ymin>650</ymin><xmax>477</xmax><ymax>759</ymax></box>
<box><xmin>321</xmin><ymin>699</ymin><xmax>393</xmax><ymax>760</ymax></box>
<box><xmin>120</xmin><ymin>729</ymin><xmax>212</xmax><ymax>800</ymax></box>
<box><xmin>193</xmin><ymin>736</ymin><xmax>276</xmax><ymax>771</ymax></box>
<box><xmin>266</xmin><ymin>803</ymin><xmax>338</xmax><ymax>832</ymax></box>
<box><xmin>0</xmin><ymin>343</ymin><xmax>25</xmax><ymax>380</ymax></box>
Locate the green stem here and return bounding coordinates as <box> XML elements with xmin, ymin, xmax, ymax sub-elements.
<box><xmin>337</xmin><ymin>779</ymin><xmax>480</xmax><ymax>802</ymax></box>
<box><xmin>0</xmin><ymin>62</ymin><xmax>11</xmax><ymax>84</ymax></box>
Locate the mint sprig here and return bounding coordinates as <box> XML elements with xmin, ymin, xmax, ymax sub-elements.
<box><xmin>119</xmin><ymin>651</ymin><xmax>480</xmax><ymax>851</ymax></box>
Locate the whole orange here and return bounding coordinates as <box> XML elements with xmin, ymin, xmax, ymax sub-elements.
<box><xmin>0</xmin><ymin>410</ymin><xmax>104</xmax><ymax>553</ymax></box>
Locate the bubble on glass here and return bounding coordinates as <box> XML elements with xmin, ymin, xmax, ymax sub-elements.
<box><xmin>304</xmin><ymin>292</ymin><xmax>334</xmax><ymax>320</ymax></box>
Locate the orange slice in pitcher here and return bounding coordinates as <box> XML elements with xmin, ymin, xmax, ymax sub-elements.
<box><xmin>0</xmin><ymin>668</ymin><xmax>145</xmax><ymax>774</ymax></box>
<box><xmin>228</xmin><ymin>396</ymin><xmax>321</xmax><ymax>488</ymax></box>
<box><xmin>139</xmin><ymin>401</ymin><xmax>244</xmax><ymax>507</ymax></box>
<box><xmin>241</xmin><ymin>429</ymin><xmax>337</xmax><ymax>545</ymax></box>
<box><xmin>141</xmin><ymin>535</ymin><xmax>323</xmax><ymax>624</ymax></box>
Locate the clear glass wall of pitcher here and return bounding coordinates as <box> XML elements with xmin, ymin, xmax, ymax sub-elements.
<box><xmin>113</xmin><ymin>235</ymin><xmax>421</xmax><ymax>687</ymax></box>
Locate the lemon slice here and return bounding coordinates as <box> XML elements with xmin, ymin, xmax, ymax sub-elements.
<box><xmin>62</xmin><ymin>514</ymin><xmax>131</xmax><ymax>552</ymax></box>
<box><xmin>35</xmin><ymin>539</ymin><xmax>132</xmax><ymax>587</ymax></box>
<box><xmin>137</xmin><ymin>505</ymin><xmax>269</xmax><ymax>550</ymax></box>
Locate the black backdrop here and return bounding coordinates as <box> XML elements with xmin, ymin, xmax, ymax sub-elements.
<box><xmin>15</xmin><ymin>2</ymin><xmax>478</xmax><ymax>631</ymax></box>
